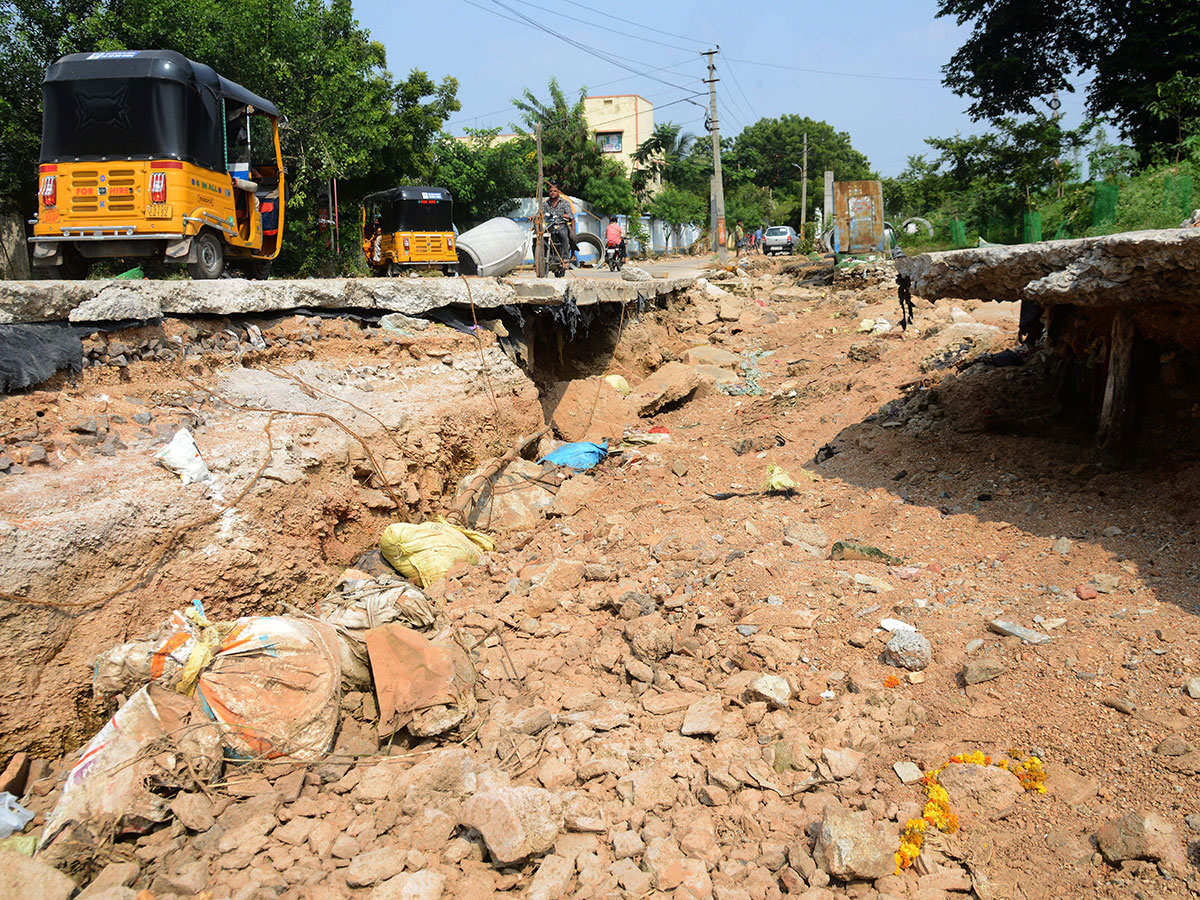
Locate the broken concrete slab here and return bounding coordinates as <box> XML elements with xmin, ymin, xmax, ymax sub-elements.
<box><xmin>0</xmin><ymin>275</ymin><xmax>699</xmax><ymax>326</ymax></box>
<box><xmin>896</xmin><ymin>229</ymin><xmax>1200</xmax><ymax>307</ymax></box>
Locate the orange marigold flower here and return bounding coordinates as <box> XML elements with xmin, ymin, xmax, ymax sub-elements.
<box><xmin>884</xmin><ymin>674</ymin><xmax>901</xmax><ymax>688</ymax></box>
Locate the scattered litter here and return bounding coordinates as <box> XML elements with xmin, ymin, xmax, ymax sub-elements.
<box><xmin>539</xmin><ymin>440</ymin><xmax>608</xmax><ymax>472</ymax></box>
<box><xmin>603</xmin><ymin>374</ymin><xmax>631</xmax><ymax>395</ymax></box>
<box><xmin>0</xmin><ymin>793</ymin><xmax>33</xmax><ymax>839</ymax></box>
<box><xmin>622</xmin><ymin>427</ymin><xmax>670</xmax><ymax>446</ymax></box>
<box><xmin>114</xmin><ymin>266</ymin><xmax>145</xmax><ymax>280</ymax></box>
<box><xmin>380</xmin><ymin>519</ymin><xmax>496</xmax><ymax>587</ymax></box>
<box><xmin>718</xmin><ymin>349</ymin><xmax>772</xmax><ymax>396</ymax></box>
<box><xmin>152</xmin><ymin>428</ymin><xmax>212</xmax><ymax>484</ymax></box>
<box><xmin>40</xmin><ymin>683</ymin><xmax>223</xmax><ymax>860</ymax></box>
<box><xmin>762</xmin><ymin>464</ymin><xmax>801</xmax><ymax>494</ymax></box>
<box><xmin>831</xmin><ymin>541</ymin><xmax>904</xmax><ymax>564</ymax></box>
<box><xmin>365</xmin><ymin>624</ymin><xmax>476</xmax><ymax>737</ymax></box>
<box><xmin>880</xmin><ymin>618</ymin><xmax>916</xmax><ymax>632</ymax></box>
<box><xmin>380</xmin><ymin>312</ymin><xmax>431</xmax><ymax>334</ymax></box>
<box><xmin>989</xmin><ymin>619</ymin><xmax>1052</xmax><ymax>645</ymax></box>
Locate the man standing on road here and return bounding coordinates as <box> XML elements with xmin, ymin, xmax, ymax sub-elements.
<box><xmin>754</xmin><ymin>225</ymin><xmax>764</xmax><ymax>253</ymax></box>
<box><xmin>543</xmin><ymin>184</ymin><xmax>575</xmax><ymax>268</ymax></box>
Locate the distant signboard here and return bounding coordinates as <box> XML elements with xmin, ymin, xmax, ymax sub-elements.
<box><xmin>596</xmin><ymin>132</ymin><xmax>623</xmax><ymax>153</ymax></box>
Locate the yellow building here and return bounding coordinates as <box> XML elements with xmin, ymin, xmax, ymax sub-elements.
<box><xmin>583</xmin><ymin>94</ymin><xmax>654</xmax><ymax>178</ymax></box>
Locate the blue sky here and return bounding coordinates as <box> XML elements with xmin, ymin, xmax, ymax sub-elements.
<box><xmin>357</xmin><ymin>0</ymin><xmax>1089</xmax><ymax>177</ymax></box>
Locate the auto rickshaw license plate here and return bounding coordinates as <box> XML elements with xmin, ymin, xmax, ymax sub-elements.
<box><xmin>146</xmin><ymin>203</ymin><xmax>173</xmax><ymax>219</ymax></box>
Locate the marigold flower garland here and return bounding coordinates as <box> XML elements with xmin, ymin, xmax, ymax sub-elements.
<box><xmin>894</xmin><ymin>751</ymin><xmax>1047</xmax><ymax>872</ymax></box>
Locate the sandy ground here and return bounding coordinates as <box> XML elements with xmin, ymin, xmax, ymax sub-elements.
<box><xmin>2</xmin><ymin>258</ymin><xmax>1199</xmax><ymax>900</ymax></box>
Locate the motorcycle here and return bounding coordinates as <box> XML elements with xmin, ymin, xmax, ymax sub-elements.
<box><xmin>605</xmin><ymin>241</ymin><xmax>625</xmax><ymax>272</ymax></box>
<box><xmin>535</xmin><ymin>211</ymin><xmax>570</xmax><ymax>278</ymax></box>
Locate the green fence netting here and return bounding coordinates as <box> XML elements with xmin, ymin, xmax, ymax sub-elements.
<box><xmin>1022</xmin><ymin>211</ymin><xmax>1043</xmax><ymax>243</ymax></box>
<box><xmin>1092</xmin><ymin>182</ymin><xmax>1119</xmax><ymax>228</ymax></box>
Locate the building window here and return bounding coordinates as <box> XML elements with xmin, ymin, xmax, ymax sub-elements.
<box><xmin>596</xmin><ymin>132</ymin><xmax>623</xmax><ymax>153</ymax></box>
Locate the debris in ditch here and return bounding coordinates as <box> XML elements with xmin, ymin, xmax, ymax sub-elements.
<box><xmin>93</xmin><ymin>610</ymin><xmax>343</xmax><ymax>761</ymax></box>
<box><xmin>39</xmin><ymin>683</ymin><xmax>223</xmax><ymax>862</ymax></box>
<box><xmin>621</xmin><ymin>425</ymin><xmax>670</xmax><ymax>446</ymax></box>
<box><xmin>603</xmin><ymin>373</ymin><xmax>631</xmax><ymax>395</ymax></box>
<box><xmin>538</xmin><ymin>440</ymin><xmax>608</xmax><ymax>472</ymax></box>
<box><xmin>151</xmin><ymin>428</ymin><xmax>212</xmax><ymax>485</ymax></box>
<box><xmin>0</xmin><ymin>793</ymin><xmax>33</xmax><ymax>839</ymax></box>
<box><xmin>313</xmin><ymin>569</ymin><xmax>437</xmax><ymax>689</ymax></box>
<box><xmin>380</xmin><ymin>519</ymin><xmax>495</xmax><ymax>587</ymax></box>
<box><xmin>762</xmin><ymin>463</ymin><xmax>802</xmax><ymax>494</ymax></box>
<box><xmin>364</xmin><ymin>624</ymin><xmax>476</xmax><ymax>737</ymax></box>
<box><xmin>831</xmin><ymin>540</ymin><xmax>904</xmax><ymax>564</ymax></box>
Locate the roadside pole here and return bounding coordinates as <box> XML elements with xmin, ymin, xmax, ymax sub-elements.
<box><xmin>535</xmin><ymin>123</ymin><xmax>544</xmax><ymax>274</ymax></box>
<box><xmin>800</xmin><ymin>132</ymin><xmax>808</xmax><ymax>231</ymax></box>
<box><xmin>703</xmin><ymin>49</ymin><xmax>728</xmax><ymax>263</ymax></box>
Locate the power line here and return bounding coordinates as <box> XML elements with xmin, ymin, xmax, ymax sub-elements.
<box><xmin>444</xmin><ymin>56</ymin><xmax>696</xmax><ymax>130</ymax></box>
<box><xmin>723</xmin><ymin>55</ymin><xmax>941</xmax><ymax>83</ymax></box>
<box><xmin>504</xmin><ymin>0</ymin><xmax>697</xmax><ymax>53</ymax></box>
<box><xmin>556</xmin><ymin>0</ymin><xmax>711</xmax><ymax>47</ymax></box>
<box><xmin>723</xmin><ymin>57</ymin><xmax>760</xmax><ymax>123</ymax></box>
<box><xmin>473</xmin><ymin>0</ymin><xmax>696</xmax><ymax>95</ymax></box>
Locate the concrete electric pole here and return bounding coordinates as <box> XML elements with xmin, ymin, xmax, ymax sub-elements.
<box><xmin>800</xmin><ymin>132</ymin><xmax>808</xmax><ymax>231</ymax></box>
<box><xmin>703</xmin><ymin>48</ymin><xmax>728</xmax><ymax>262</ymax></box>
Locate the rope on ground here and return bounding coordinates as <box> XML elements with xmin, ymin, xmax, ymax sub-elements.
<box><xmin>462</xmin><ymin>276</ymin><xmax>503</xmax><ymax>429</ymax></box>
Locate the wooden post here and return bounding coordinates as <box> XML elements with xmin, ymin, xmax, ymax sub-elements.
<box><xmin>1098</xmin><ymin>311</ymin><xmax>1135</xmax><ymax>464</ymax></box>
<box><xmin>534</xmin><ymin>123</ymin><xmax>544</xmax><ymax>275</ymax></box>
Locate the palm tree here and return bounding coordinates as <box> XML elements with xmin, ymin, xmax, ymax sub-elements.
<box><xmin>632</xmin><ymin>123</ymin><xmax>696</xmax><ymax>195</ymax></box>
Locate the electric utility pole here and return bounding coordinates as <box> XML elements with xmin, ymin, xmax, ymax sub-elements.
<box><xmin>703</xmin><ymin>48</ymin><xmax>728</xmax><ymax>262</ymax></box>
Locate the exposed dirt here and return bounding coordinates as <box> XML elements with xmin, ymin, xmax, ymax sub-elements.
<box><xmin>3</xmin><ymin>262</ymin><xmax>1200</xmax><ymax>900</ymax></box>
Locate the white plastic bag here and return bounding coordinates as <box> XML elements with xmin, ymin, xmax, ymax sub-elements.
<box><xmin>153</xmin><ymin>429</ymin><xmax>211</xmax><ymax>484</ymax></box>
<box><xmin>0</xmin><ymin>793</ymin><xmax>33</xmax><ymax>839</ymax></box>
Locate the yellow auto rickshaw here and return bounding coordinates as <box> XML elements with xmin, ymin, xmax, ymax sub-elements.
<box><xmin>362</xmin><ymin>186</ymin><xmax>458</xmax><ymax>275</ymax></box>
<box><xmin>31</xmin><ymin>50</ymin><xmax>285</xmax><ymax>279</ymax></box>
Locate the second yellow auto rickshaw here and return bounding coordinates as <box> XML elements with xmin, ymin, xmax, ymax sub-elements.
<box><xmin>362</xmin><ymin>186</ymin><xmax>458</xmax><ymax>275</ymax></box>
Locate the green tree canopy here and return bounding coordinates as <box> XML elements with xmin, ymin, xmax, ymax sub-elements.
<box><xmin>511</xmin><ymin>78</ymin><xmax>603</xmax><ymax>199</ymax></box>
<box><xmin>427</xmin><ymin>129</ymin><xmax>534</xmax><ymax>227</ymax></box>
<box><xmin>937</xmin><ymin>0</ymin><xmax>1200</xmax><ymax>155</ymax></box>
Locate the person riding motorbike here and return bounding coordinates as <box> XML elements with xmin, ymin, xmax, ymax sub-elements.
<box><xmin>543</xmin><ymin>184</ymin><xmax>575</xmax><ymax>269</ymax></box>
<box><xmin>605</xmin><ymin>218</ymin><xmax>626</xmax><ymax>263</ymax></box>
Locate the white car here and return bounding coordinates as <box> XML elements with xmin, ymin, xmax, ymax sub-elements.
<box><xmin>762</xmin><ymin>225</ymin><xmax>798</xmax><ymax>255</ymax></box>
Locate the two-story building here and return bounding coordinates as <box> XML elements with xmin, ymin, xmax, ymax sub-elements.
<box><xmin>583</xmin><ymin>94</ymin><xmax>654</xmax><ymax>179</ymax></box>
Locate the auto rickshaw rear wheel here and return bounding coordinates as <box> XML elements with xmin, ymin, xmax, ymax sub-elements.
<box><xmin>59</xmin><ymin>245</ymin><xmax>90</xmax><ymax>280</ymax></box>
<box><xmin>246</xmin><ymin>259</ymin><xmax>272</xmax><ymax>280</ymax></box>
<box><xmin>188</xmin><ymin>231</ymin><xmax>225</xmax><ymax>280</ymax></box>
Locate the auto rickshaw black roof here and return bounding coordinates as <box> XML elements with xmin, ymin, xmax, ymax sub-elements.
<box><xmin>44</xmin><ymin>50</ymin><xmax>279</xmax><ymax>117</ymax></box>
<box><xmin>40</xmin><ymin>50</ymin><xmax>279</xmax><ymax>168</ymax></box>
<box><xmin>363</xmin><ymin>186</ymin><xmax>453</xmax><ymax>204</ymax></box>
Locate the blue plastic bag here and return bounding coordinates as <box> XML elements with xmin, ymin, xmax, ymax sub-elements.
<box><xmin>539</xmin><ymin>440</ymin><xmax>608</xmax><ymax>472</ymax></box>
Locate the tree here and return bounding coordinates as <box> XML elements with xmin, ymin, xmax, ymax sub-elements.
<box><xmin>1147</xmin><ymin>72</ymin><xmax>1200</xmax><ymax>163</ymax></box>
<box><xmin>584</xmin><ymin>160</ymin><xmax>638</xmax><ymax>218</ymax></box>
<box><xmin>938</xmin><ymin>0</ymin><xmax>1200</xmax><ymax>155</ymax></box>
<box><xmin>511</xmin><ymin>78</ymin><xmax>603</xmax><ymax>198</ymax></box>
<box><xmin>646</xmin><ymin>186</ymin><xmax>705</xmax><ymax>228</ymax></box>
<box><xmin>426</xmin><ymin>129</ymin><xmax>534</xmax><ymax>227</ymax></box>
<box><xmin>731</xmin><ymin>115</ymin><xmax>872</xmax><ymax>223</ymax></box>
<box><xmin>631</xmin><ymin>122</ymin><xmax>695</xmax><ymax>195</ymax></box>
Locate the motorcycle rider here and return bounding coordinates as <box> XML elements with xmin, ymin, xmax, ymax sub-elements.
<box><xmin>543</xmin><ymin>184</ymin><xmax>575</xmax><ymax>269</ymax></box>
<box><xmin>605</xmin><ymin>217</ymin><xmax>626</xmax><ymax>263</ymax></box>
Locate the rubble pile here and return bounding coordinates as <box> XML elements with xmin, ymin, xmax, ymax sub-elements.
<box><xmin>1</xmin><ymin>261</ymin><xmax>1199</xmax><ymax>900</ymax></box>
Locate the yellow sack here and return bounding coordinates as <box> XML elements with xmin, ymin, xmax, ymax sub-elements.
<box><xmin>603</xmin><ymin>374</ymin><xmax>631</xmax><ymax>396</ymax></box>
<box><xmin>380</xmin><ymin>519</ymin><xmax>495</xmax><ymax>587</ymax></box>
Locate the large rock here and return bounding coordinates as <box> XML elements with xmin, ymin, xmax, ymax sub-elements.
<box><xmin>812</xmin><ymin>808</ymin><xmax>894</xmax><ymax>881</ymax></box>
<box><xmin>936</xmin><ymin>763</ymin><xmax>1022</xmax><ymax>815</ymax></box>
<box><xmin>346</xmin><ymin>847</ymin><xmax>409</xmax><ymax>887</ymax></box>
<box><xmin>1096</xmin><ymin>812</ymin><xmax>1187</xmax><ymax>874</ymax></box>
<box><xmin>461</xmin><ymin>786</ymin><xmax>564</xmax><ymax>865</ymax></box>
<box><xmin>369</xmin><ymin>870</ymin><xmax>447</xmax><ymax>900</ymax></box>
<box><xmin>896</xmin><ymin>229</ymin><xmax>1200</xmax><ymax>308</ymax></box>
<box><xmin>459</xmin><ymin>459</ymin><xmax>555</xmax><ymax>531</ymax></box>
<box><xmin>680</xmin><ymin>694</ymin><xmax>724</xmax><ymax>736</ymax></box>
<box><xmin>628</xmin><ymin>362</ymin><xmax>701</xmax><ymax>416</ymax></box>
<box><xmin>883</xmin><ymin>631</ymin><xmax>932</xmax><ymax>671</ymax></box>
<box><xmin>526</xmin><ymin>854</ymin><xmax>575</xmax><ymax>900</ymax></box>
<box><xmin>0</xmin><ymin>850</ymin><xmax>77</xmax><ymax>900</ymax></box>
<box><xmin>546</xmin><ymin>378</ymin><xmax>633</xmax><ymax>444</ymax></box>
<box><xmin>683</xmin><ymin>345</ymin><xmax>742</xmax><ymax>368</ymax></box>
